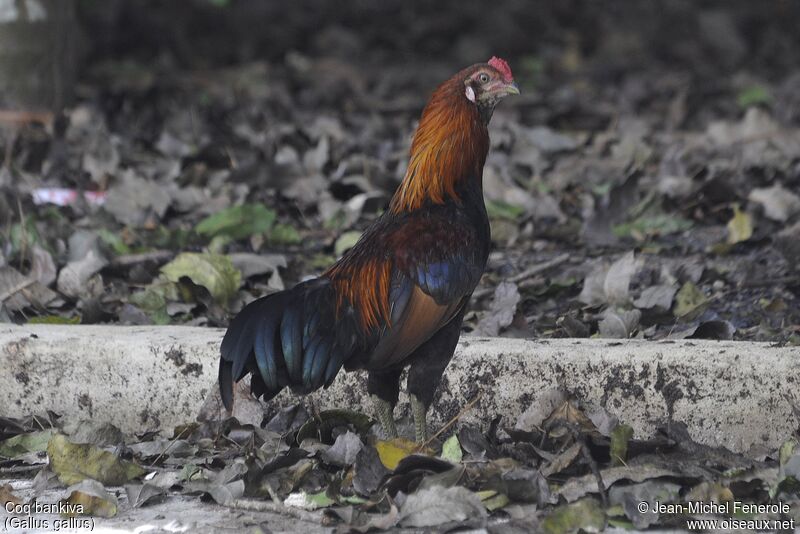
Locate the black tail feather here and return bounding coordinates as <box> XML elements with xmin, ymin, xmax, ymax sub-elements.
<box><xmin>218</xmin><ymin>278</ymin><xmax>357</xmax><ymax>408</ymax></box>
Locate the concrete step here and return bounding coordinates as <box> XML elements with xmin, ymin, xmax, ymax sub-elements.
<box><xmin>1</xmin><ymin>324</ymin><xmax>798</xmax><ymax>454</ymax></box>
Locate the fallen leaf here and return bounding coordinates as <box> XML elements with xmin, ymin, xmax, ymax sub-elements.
<box><xmin>542</xmin><ymin>498</ymin><xmax>606</xmax><ymax>534</ymax></box>
<box><xmin>559</xmin><ymin>465</ymin><xmax>679</xmax><ymax>502</ymax></box>
<box><xmin>477</xmin><ymin>489</ymin><xmax>510</xmax><ymax>511</ymax></box>
<box><xmin>104</xmin><ymin>170</ymin><xmax>171</xmax><ymax>227</ymax></box>
<box><xmin>610</xmin><ymin>424</ymin><xmax>634</xmax><ymax>466</ymax></box>
<box><xmin>57</xmin><ymin>250</ymin><xmax>108</xmax><ymax>298</ymax></box>
<box><xmin>195</xmin><ymin>204</ymin><xmax>277</xmax><ymax>240</ymax></box>
<box><xmin>440</xmin><ymin>434</ymin><xmax>463</xmax><ymax>464</ymax></box>
<box><xmin>0</xmin><ymin>429</ymin><xmax>53</xmax><ymax>458</ymax></box>
<box><xmin>47</xmin><ymin>433</ymin><xmax>146</xmax><ymax>486</ymax></box>
<box><xmin>30</xmin><ymin>245</ymin><xmax>56</xmax><ymax>287</ymax></box>
<box><xmin>726</xmin><ymin>204</ymin><xmax>753</xmax><ymax>244</ymax></box>
<box><xmin>353</xmin><ymin>445</ymin><xmax>389</xmax><ymax>496</ymax></box>
<box><xmin>417</xmin><ymin>464</ymin><xmax>466</xmax><ymax>491</ymax></box>
<box><xmin>633</xmin><ymin>284</ymin><xmax>678</xmax><ymax>311</ymax></box>
<box><xmin>475</xmin><ymin>281</ymin><xmax>521</xmax><ymax>336</ymax></box>
<box><xmin>63</xmin><ymin>479</ymin><xmax>118</xmax><ymax>518</ymax></box>
<box><xmin>503</xmin><ymin>468</ymin><xmax>552</xmax><ymax>504</ymax></box>
<box><xmin>748</xmin><ymin>184</ymin><xmax>800</xmax><ymax>222</ymax></box>
<box><xmin>0</xmin><ymin>483</ymin><xmax>23</xmax><ymax>507</ymax></box>
<box><xmin>609</xmin><ymin>480</ymin><xmax>681</xmax><ymax>529</ymax></box>
<box><xmin>598</xmin><ymin>308</ymin><xmax>641</xmax><ymax>338</ymax></box>
<box><xmin>161</xmin><ymin>252</ymin><xmax>241</xmax><ymax>304</ymax></box>
<box><xmin>672</xmin><ymin>281</ymin><xmax>709</xmax><ymax>320</ymax></box>
<box><xmin>515</xmin><ymin>388</ymin><xmax>568</xmax><ymax>432</ymax></box>
<box><xmin>579</xmin><ymin>252</ymin><xmax>641</xmax><ymax>306</ymax></box>
<box><xmin>228</xmin><ymin>253</ymin><xmax>286</xmax><ymax>279</ymax></box>
<box><xmin>185</xmin><ymin>480</ymin><xmax>244</xmax><ymax>506</ymax></box>
<box><xmin>322</xmin><ymin>431</ymin><xmax>363</xmax><ymax>467</ymax></box>
<box><xmin>399</xmin><ymin>486</ymin><xmax>487</xmax><ymax>527</ymax></box>
<box><xmin>376</xmin><ymin>438</ymin><xmax>418</xmax><ymax>470</ymax></box>
<box><xmin>0</xmin><ymin>266</ymin><xmax>59</xmax><ymax>311</ymax></box>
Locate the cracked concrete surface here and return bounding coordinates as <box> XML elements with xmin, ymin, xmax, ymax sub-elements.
<box><xmin>1</xmin><ymin>324</ymin><xmax>798</xmax><ymax>455</ymax></box>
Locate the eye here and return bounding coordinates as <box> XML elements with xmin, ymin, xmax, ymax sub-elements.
<box><xmin>478</xmin><ymin>73</ymin><xmax>490</xmax><ymax>84</ymax></box>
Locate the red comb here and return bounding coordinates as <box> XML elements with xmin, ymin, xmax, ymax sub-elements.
<box><xmin>488</xmin><ymin>56</ymin><xmax>513</xmax><ymax>82</ymax></box>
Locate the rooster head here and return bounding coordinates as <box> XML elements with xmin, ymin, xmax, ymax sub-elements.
<box><xmin>463</xmin><ymin>56</ymin><xmax>519</xmax><ymax>119</ymax></box>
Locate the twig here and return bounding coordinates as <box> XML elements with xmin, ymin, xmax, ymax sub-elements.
<box><xmin>229</xmin><ymin>498</ymin><xmax>323</xmax><ymax>523</ymax></box>
<box><xmin>149</xmin><ymin>425</ymin><xmax>191</xmax><ymax>467</ymax></box>
<box><xmin>508</xmin><ymin>253</ymin><xmax>571</xmax><ymax>284</ymax></box>
<box><xmin>110</xmin><ymin>250</ymin><xmax>175</xmax><ymax>268</ymax></box>
<box><xmin>0</xmin><ymin>464</ymin><xmax>43</xmax><ymax>476</ymax></box>
<box><xmin>417</xmin><ymin>392</ymin><xmax>482</xmax><ymax>451</ymax></box>
<box><xmin>474</xmin><ymin>253</ymin><xmax>570</xmax><ymax>299</ymax></box>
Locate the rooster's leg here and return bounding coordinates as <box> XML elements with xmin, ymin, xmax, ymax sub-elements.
<box><xmin>372</xmin><ymin>396</ymin><xmax>398</xmax><ymax>438</ymax></box>
<box><xmin>406</xmin><ymin>306</ymin><xmax>467</xmax><ymax>443</ymax></box>
<box><xmin>367</xmin><ymin>368</ymin><xmax>402</xmax><ymax>439</ymax></box>
<box><xmin>410</xmin><ymin>394</ymin><xmax>428</xmax><ymax>443</ymax></box>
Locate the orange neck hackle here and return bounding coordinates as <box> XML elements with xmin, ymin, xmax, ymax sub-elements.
<box><xmin>389</xmin><ymin>70</ymin><xmax>490</xmax><ymax>214</ymax></box>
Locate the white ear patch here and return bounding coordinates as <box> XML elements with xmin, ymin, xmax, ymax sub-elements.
<box><xmin>465</xmin><ymin>86</ymin><xmax>476</xmax><ymax>102</ymax></box>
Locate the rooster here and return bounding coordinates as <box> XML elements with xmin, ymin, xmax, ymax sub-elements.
<box><xmin>219</xmin><ymin>57</ymin><xmax>519</xmax><ymax>442</ymax></box>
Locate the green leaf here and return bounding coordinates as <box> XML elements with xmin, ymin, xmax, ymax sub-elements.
<box><xmin>0</xmin><ymin>429</ymin><xmax>54</xmax><ymax>458</ymax></box>
<box><xmin>195</xmin><ymin>204</ymin><xmax>276</xmax><ymax>240</ymax></box>
<box><xmin>673</xmin><ymin>281</ymin><xmax>709</xmax><ymax>320</ymax></box>
<box><xmin>612</xmin><ymin>214</ymin><xmax>693</xmax><ymax>240</ymax></box>
<box><xmin>97</xmin><ymin>229</ymin><xmax>132</xmax><ymax>256</ymax></box>
<box><xmin>47</xmin><ymin>434</ymin><xmax>146</xmax><ymax>486</ymax></box>
<box><xmin>305</xmin><ymin>490</ymin><xmax>335</xmax><ymax>508</ymax></box>
<box><xmin>726</xmin><ymin>204</ymin><xmax>753</xmax><ymax>244</ymax></box>
<box><xmin>180</xmin><ymin>463</ymin><xmax>202</xmax><ymax>482</ymax></box>
<box><xmin>161</xmin><ymin>252</ymin><xmax>241</xmax><ymax>304</ymax></box>
<box><xmin>441</xmin><ymin>435</ymin><xmax>463</xmax><ymax>463</ymax></box>
<box><xmin>334</xmin><ymin>231</ymin><xmax>362</xmax><ymax>256</ymax></box>
<box><xmin>128</xmin><ymin>281</ymin><xmax>176</xmax><ymax>324</ymax></box>
<box><xmin>542</xmin><ymin>498</ymin><xmax>606</xmax><ymax>534</ymax></box>
<box><xmin>9</xmin><ymin>216</ymin><xmax>42</xmax><ymax>255</ymax></box>
<box><xmin>737</xmin><ymin>85</ymin><xmax>771</xmax><ymax>109</ymax></box>
<box><xmin>610</xmin><ymin>424</ymin><xmax>633</xmax><ymax>466</ymax></box>
<box><xmin>269</xmin><ymin>223</ymin><xmax>302</xmax><ymax>245</ymax></box>
<box><xmin>477</xmin><ymin>489</ymin><xmax>509</xmax><ymax>511</ymax></box>
<box><xmin>486</xmin><ymin>199</ymin><xmax>525</xmax><ymax>221</ymax></box>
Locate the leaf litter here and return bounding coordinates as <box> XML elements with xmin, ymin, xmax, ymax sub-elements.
<box><xmin>0</xmin><ymin>4</ymin><xmax>797</xmax><ymax>343</ymax></box>
<box><xmin>2</xmin><ymin>390</ymin><xmax>797</xmax><ymax>531</ymax></box>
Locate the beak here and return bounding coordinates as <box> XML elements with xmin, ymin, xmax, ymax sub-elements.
<box><xmin>503</xmin><ymin>82</ymin><xmax>520</xmax><ymax>96</ymax></box>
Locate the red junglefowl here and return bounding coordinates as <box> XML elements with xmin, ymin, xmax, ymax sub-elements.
<box><xmin>219</xmin><ymin>57</ymin><xmax>519</xmax><ymax>442</ymax></box>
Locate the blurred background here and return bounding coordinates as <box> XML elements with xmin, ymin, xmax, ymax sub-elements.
<box><xmin>0</xmin><ymin>0</ymin><xmax>798</xmax><ymax>343</ymax></box>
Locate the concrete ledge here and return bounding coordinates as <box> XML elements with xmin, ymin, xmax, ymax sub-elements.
<box><xmin>1</xmin><ymin>324</ymin><xmax>798</xmax><ymax>454</ymax></box>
